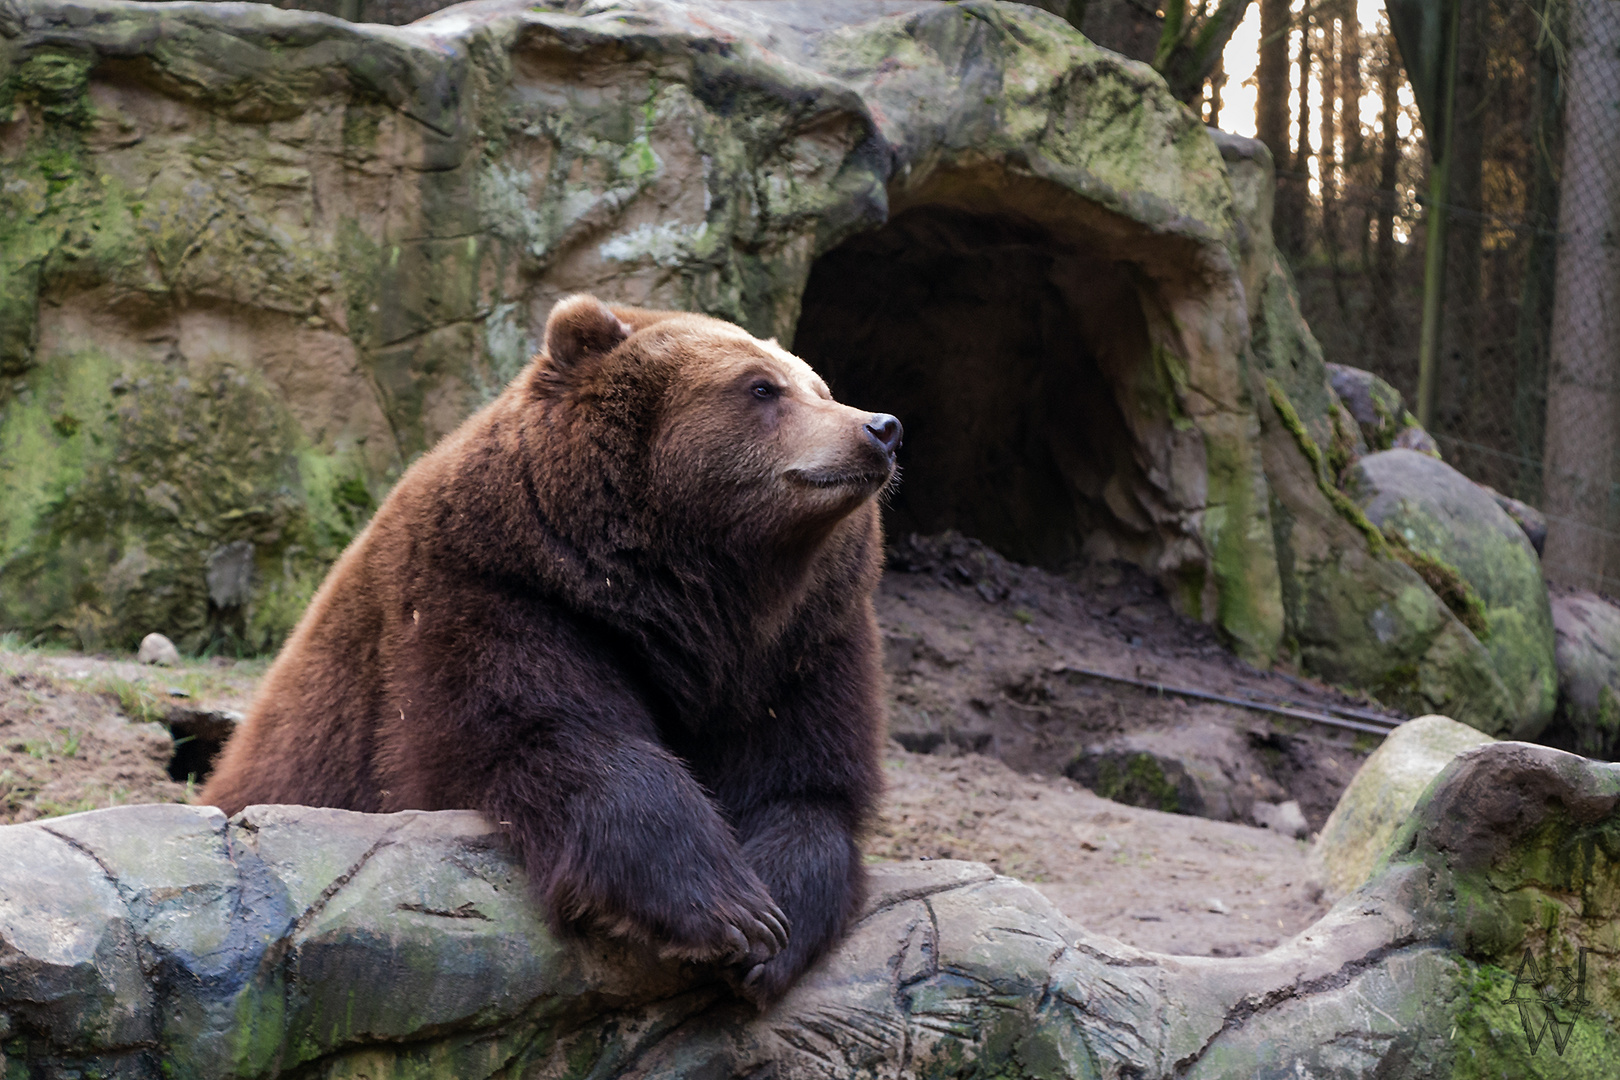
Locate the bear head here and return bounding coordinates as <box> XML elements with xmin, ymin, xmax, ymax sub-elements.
<box><xmin>532</xmin><ymin>294</ymin><xmax>901</xmax><ymax>549</ymax></box>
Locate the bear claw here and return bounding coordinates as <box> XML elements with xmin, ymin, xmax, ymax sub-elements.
<box><xmin>729</xmin><ymin>901</ymin><xmax>789</xmax><ymax>963</ymax></box>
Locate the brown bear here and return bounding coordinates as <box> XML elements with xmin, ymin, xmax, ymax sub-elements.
<box><xmin>201</xmin><ymin>295</ymin><xmax>901</xmax><ymax>1007</ymax></box>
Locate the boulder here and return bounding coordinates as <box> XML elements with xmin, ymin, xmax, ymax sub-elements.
<box><xmin>136</xmin><ymin>632</ymin><xmax>180</xmax><ymax>666</ymax></box>
<box><xmin>1540</xmin><ymin>591</ymin><xmax>1620</xmax><ymax>759</ymax></box>
<box><xmin>1312</xmin><ymin>714</ymin><xmax>1494</xmax><ymax>899</ymax></box>
<box><xmin>6</xmin><ymin>742</ymin><xmax>1620</xmax><ymax>1077</ymax></box>
<box><xmin>1065</xmin><ymin>719</ymin><xmax>1288</xmax><ymax>822</ymax></box>
<box><xmin>1327</xmin><ymin>362</ymin><xmax>1409</xmax><ymax>452</ymax></box>
<box><xmin>1392</xmin><ymin>423</ymin><xmax>1442</xmax><ymax>457</ymax></box>
<box><xmin>1348</xmin><ymin>449</ymin><xmax>1557</xmax><ymax>737</ymax></box>
<box><xmin>1483</xmin><ymin>486</ymin><xmax>1549</xmax><ymax>557</ymax></box>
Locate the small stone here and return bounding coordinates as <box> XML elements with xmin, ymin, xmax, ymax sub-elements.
<box><xmin>1251</xmin><ymin>799</ymin><xmax>1309</xmax><ymax>838</ymax></box>
<box><xmin>1476</xmin><ymin>483</ymin><xmax>1548</xmax><ymax>556</ymax></box>
<box><xmin>137</xmin><ymin>633</ymin><xmax>180</xmax><ymax>666</ymax></box>
<box><xmin>1205</xmin><ymin>897</ymin><xmax>1229</xmax><ymax>914</ymax></box>
<box><xmin>1327</xmin><ymin>363</ymin><xmax>1406</xmax><ymax>450</ymax></box>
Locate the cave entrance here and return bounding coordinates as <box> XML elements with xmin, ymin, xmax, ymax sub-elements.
<box><xmin>793</xmin><ymin>204</ymin><xmax>1171</xmax><ymax>573</ymax></box>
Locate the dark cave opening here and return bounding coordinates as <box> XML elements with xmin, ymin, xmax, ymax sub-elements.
<box><xmin>793</xmin><ymin>205</ymin><xmax>1159</xmax><ymax>570</ymax></box>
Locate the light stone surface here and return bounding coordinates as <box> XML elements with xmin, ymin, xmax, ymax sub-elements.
<box><xmin>4</xmin><ymin>742</ymin><xmax>1620</xmax><ymax>1077</ymax></box>
<box><xmin>137</xmin><ymin>632</ymin><xmax>181</xmax><ymax>666</ymax></box>
<box><xmin>1312</xmin><ymin>714</ymin><xmax>1495</xmax><ymax>900</ymax></box>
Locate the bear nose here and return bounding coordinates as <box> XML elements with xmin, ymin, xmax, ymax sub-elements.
<box><xmin>865</xmin><ymin>414</ymin><xmax>903</xmax><ymax>455</ymax></box>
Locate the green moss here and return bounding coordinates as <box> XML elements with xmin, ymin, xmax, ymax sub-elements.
<box><xmin>6</xmin><ymin>51</ymin><xmax>96</xmax><ymax>129</ymax></box>
<box><xmin>0</xmin><ymin>345</ymin><xmax>374</xmax><ymax>654</ymax></box>
<box><xmin>1268</xmin><ymin>378</ymin><xmax>1389</xmax><ymax>557</ymax></box>
<box><xmin>1383</xmin><ymin>526</ymin><xmax>1492</xmax><ymax>641</ymax></box>
<box><xmin>1092</xmin><ymin>753</ymin><xmax>1181</xmax><ymax>813</ymax></box>
<box><xmin>1326</xmin><ymin>404</ymin><xmax>1358</xmax><ymax>478</ymax></box>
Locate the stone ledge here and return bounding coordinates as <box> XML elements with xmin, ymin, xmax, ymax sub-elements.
<box><xmin>3</xmin><ymin>742</ymin><xmax>1619</xmax><ymax>1077</ymax></box>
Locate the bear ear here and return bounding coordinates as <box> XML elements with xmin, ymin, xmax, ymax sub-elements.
<box><xmin>543</xmin><ymin>295</ymin><xmax>632</xmax><ymax>374</ymax></box>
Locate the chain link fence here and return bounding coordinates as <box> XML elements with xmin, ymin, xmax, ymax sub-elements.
<box><xmin>1284</xmin><ymin>0</ymin><xmax>1620</xmax><ymax>595</ymax></box>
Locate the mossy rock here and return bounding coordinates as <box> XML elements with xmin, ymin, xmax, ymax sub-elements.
<box><xmin>1327</xmin><ymin>362</ymin><xmax>1405</xmax><ymax>452</ymax></box>
<box><xmin>1259</xmin><ymin>375</ymin><xmax>1517</xmax><ymax>732</ymax></box>
<box><xmin>1348</xmin><ymin>450</ymin><xmax>1557</xmax><ymax>738</ymax></box>
<box><xmin>1066</xmin><ymin>749</ymin><xmax>1195</xmax><ymax>814</ymax></box>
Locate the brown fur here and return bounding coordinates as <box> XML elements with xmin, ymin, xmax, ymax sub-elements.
<box><xmin>202</xmin><ymin>296</ymin><xmax>900</xmax><ymax>1006</ymax></box>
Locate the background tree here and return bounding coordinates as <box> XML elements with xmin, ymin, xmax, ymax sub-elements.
<box><xmin>1543</xmin><ymin>0</ymin><xmax>1620</xmax><ymax>591</ymax></box>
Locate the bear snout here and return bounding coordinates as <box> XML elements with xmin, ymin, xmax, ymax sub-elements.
<box><xmin>864</xmin><ymin>413</ymin><xmax>903</xmax><ymax>456</ymax></box>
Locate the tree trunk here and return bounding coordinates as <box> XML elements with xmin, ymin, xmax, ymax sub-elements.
<box><xmin>1512</xmin><ymin>0</ymin><xmax>1564</xmax><ymax>502</ymax></box>
<box><xmin>1543</xmin><ymin>0</ymin><xmax>1620</xmax><ymax>592</ymax></box>
<box><xmin>1437</xmin><ymin>0</ymin><xmax>1484</xmax><ymax>445</ymax></box>
<box><xmin>1282</xmin><ymin>9</ymin><xmax>1313</xmax><ymax>257</ymax></box>
<box><xmin>1256</xmin><ymin>0</ymin><xmax>1291</xmax><ymax>155</ymax></box>
<box><xmin>1339</xmin><ymin>0</ymin><xmax>1364</xmax><ymax>262</ymax></box>
<box><xmin>1371</xmin><ymin>32</ymin><xmax>1403</xmax><ymax>365</ymax></box>
<box><xmin>1205</xmin><ymin>51</ymin><xmax>1225</xmax><ymax>127</ymax></box>
<box><xmin>1257</xmin><ymin>0</ymin><xmax>1294</xmax><ymax>249</ymax></box>
<box><xmin>1319</xmin><ymin>12</ymin><xmax>1339</xmax><ymax>252</ymax></box>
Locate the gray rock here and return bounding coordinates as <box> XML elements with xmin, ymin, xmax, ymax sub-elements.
<box><xmin>136</xmin><ymin>632</ymin><xmax>180</xmax><ymax>666</ymax></box>
<box><xmin>204</xmin><ymin>541</ymin><xmax>255</xmax><ymax>610</ymax></box>
<box><xmin>1540</xmin><ymin>590</ymin><xmax>1620</xmax><ymax>759</ymax></box>
<box><xmin>1482</xmin><ymin>486</ymin><xmax>1549</xmax><ymax>556</ymax></box>
<box><xmin>1348</xmin><ymin>449</ymin><xmax>1557</xmax><ymax>738</ymax></box>
<box><xmin>1327</xmin><ymin>363</ymin><xmax>1408</xmax><ymax>451</ymax></box>
<box><xmin>5</xmin><ymin>742</ymin><xmax>1620</xmax><ymax>1076</ymax></box>
<box><xmin>1066</xmin><ymin>719</ymin><xmax>1287</xmax><ymax>822</ymax></box>
<box><xmin>1392</xmin><ymin>423</ymin><xmax>1443</xmax><ymax>457</ymax></box>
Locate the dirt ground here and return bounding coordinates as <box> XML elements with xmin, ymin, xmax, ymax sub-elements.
<box><xmin>0</xmin><ymin>533</ymin><xmax>1392</xmax><ymax>957</ymax></box>
<box><xmin>878</xmin><ymin>533</ymin><xmax>1385</xmax><ymax>830</ymax></box>
<box><xmin>871</xmin><ymin>747</ymin><xmax>1327</xmax><ymax>956</ymax></box>
<box><xmin>0</xmin><ymin>646</ymin><xmax>258</xmax><ymax>823</ymax></box>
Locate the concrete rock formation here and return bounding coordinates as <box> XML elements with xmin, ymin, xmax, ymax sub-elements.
<box><xmin>3</xmin><ymin>740</ymin><xmax>1618</xmax><ymax>1078</ymax></box>
<box><xmin>0</xmin><ymin>0</ymin><xmax>1536</xmax><ymax>729</ymax></box>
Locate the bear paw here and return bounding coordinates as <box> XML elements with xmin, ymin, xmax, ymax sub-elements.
<box><xmin>658</xmin><ymin>894</ymin><xmax>791</xmax><ymax>968</ymax></box>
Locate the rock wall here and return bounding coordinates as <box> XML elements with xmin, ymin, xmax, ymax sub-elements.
<box><xmin>4</xmin><ymin>741</ymin><xmax>1619</xmax><ymax>1078</ymax></box>
<box><xmin>0</xmin><ymin>0</ymin><xmax>1531</xmax><ymax>729</ymax></box>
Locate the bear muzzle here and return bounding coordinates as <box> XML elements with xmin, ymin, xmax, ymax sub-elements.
<box><xmin>864</xmin><ymin>413</ymin><xmax>903</xmax><ymax>455</ymax></box>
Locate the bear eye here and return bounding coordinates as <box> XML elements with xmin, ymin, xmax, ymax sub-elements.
<box><xmin>750</xmin><ymin>381</ymin><xmax>780</xmax><ymax>401</ymax></box>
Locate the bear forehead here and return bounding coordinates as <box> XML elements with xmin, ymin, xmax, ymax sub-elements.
<box><xmin>655</xmin><ymin>317</ymin><xmax>831</xmax><ymax>400</ymax></box>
